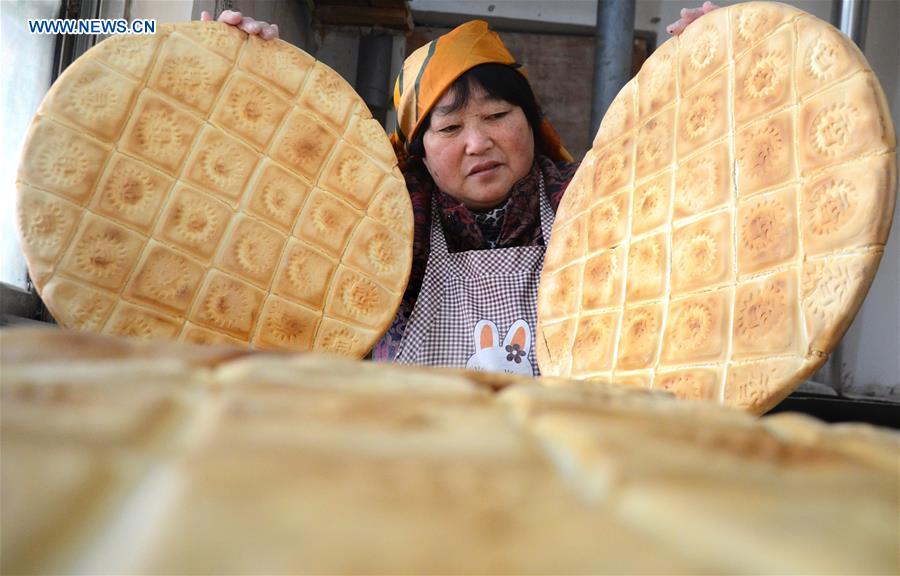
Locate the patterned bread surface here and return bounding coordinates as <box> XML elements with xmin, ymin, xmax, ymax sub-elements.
<box><xmin>15</xmin><ymin>22</ymin><xmax>412</xmax><ymax>357</ymax></box>
<box><xmin>2</xmin><ymin>328</ymin><xmax>898</xmax><ymax>574</ymax></box>
<box><xmin>538</xmin><ymin>2</ymin><xmax>897</xmax><ymax>413</ymax></box>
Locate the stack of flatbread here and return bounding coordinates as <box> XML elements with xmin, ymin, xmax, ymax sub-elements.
<box><xmin>2</xmin><ymin>327</ymin><xmax>897</xmax><ymax>574</ymax></box>
<box><xmin>15</xmin><ymin>22</ymin><xmax>412</xmax><ymax>357</ymax></box>
<box><xmin>538</xmin><ymin>1</ymin><xmax>897</xmax><ymax>413</ymax></box>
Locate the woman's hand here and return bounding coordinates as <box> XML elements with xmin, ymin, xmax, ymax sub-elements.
<box><xmin>200</xmin><ymin>9</ymin><xmax>279</xmax><ymax>40</ymax></box>
<box><xmin>666</xmin><ymin>1</ymin><xmax>719</xmax><ymax>35</ymax></box>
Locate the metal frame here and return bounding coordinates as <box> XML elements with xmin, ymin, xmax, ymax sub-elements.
<box><xmin>53</xmin><ymin>0</ymin><xmax>103</xmax><ymax>80</ymax></box>
<box><xmin>590</xmin><ymin>0</ymin><xmax>635</xmax><ymax>136</ymax></box>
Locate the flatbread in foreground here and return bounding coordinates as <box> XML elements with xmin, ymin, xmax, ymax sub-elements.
<box><xmin>2</xmin><ymin>328</ymin><xmax>897</xmax><ymax>575</ymax></box>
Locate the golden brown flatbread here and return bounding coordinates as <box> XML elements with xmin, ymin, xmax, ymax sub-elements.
<box><xmin>2</xmin><ymin>327</ymin><xmax>896</xmax><ymax>574</ymax></box>
<box><xmin>539</xmin><ymin>2</ymin><xmax>897</xmax><ymax>413</ymax></box>
<box><xmin>15</xmin><ymin>22</ymin><xmax>413</xmax><ymax>357</ymax></box>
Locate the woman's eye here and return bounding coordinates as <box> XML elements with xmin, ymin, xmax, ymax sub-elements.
<box><xmin>438</xmin><ymin>124</ymin><xmax>460</xmax><ymax>134</ymax></box>
<box><xmin>488</xmin><ymin>111</ymin><xmax>509</xmax><ymax>120</ymax></box>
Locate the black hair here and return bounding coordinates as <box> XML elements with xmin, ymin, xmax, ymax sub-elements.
<box><xmin>407</xmin><ymin>63</ymin><xmax>543</xmax><ymax>161</ymax></box>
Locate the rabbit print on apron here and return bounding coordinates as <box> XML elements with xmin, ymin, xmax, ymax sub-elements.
<box><xmin>465</xmin><ymin>319</ymin><xmax>533</xmax><ymax>376</ymax></box>
<box><xmin>395</xmin><ymin>173</ymin><xmax>554</xmax><ymax>375</ymax></box>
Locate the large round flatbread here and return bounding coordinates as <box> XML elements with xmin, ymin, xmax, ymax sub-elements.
<box><xmin>15</xmin><ymin>22</ymin><xmax>413</xmax><ymax>357</ymax></box>
<box><xmin>537</xmin><ymin>2</ymin><xmax>897</xmax><ymax>413</ymax></box>
<box><xmin>2</xmin><ymin>328</ymin><xmax>898</xmax><ymax>574</ymax></box>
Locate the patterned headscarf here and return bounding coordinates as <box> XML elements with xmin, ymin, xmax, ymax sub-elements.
<box><xmin>390</xmin><ymin>20</ymin><xmax>572</xmax><ymax>169</ymax></box>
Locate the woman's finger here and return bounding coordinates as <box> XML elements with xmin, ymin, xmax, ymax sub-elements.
<box><xmin>668</xmin><ymin>2</ymin><xmax>720</xmax><ymax>35</ymax></box>
<box><xmin>199</xmin><ymin>10</ymin><xmax>279</xmax><ymax>41</ymax></box>
<box><xmin>239</xmin><ymin>18</ymin><xmax>263</xmax><ymax>35</ymax></box>
<box><xmin>667</xmin><ymin>18</ymin><xmax>688</xmax><ymax>35</ymax></box>
<box><xmin>680</xmin><ymin>6</ymin><xmax>705</xmax><ymax>22</ymax></box>
<box><xmin>217</xmin><ymin>10</ymin><xmax>243</xmax><ymax>25</ymax></box>
<box><xmin>259</xmin><ymin>23</ymin><xmax>279</xmax><ymax>40</ymax></box>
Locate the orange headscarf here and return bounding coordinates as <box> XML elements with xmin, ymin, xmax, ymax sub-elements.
<box><xmin>390</xmin><ymin>20</ymin><xmax>572</xmax><ymax>169</ymax></box>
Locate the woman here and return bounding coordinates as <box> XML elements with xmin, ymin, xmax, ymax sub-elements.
<box><xmin>374</xmin><ymin>21</ymin><xmax>576</xmax><ymax>372</ymax></box>
<box><xmin>206</xmin><ymin>4</ymin><xmax>717</xmax><ymax>373</ymax></box>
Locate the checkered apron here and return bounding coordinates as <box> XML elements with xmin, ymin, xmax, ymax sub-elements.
<box><xmin>395</xmin><ymin>174</ymin><xmax>554</xmax><ymax>376</ymax></box>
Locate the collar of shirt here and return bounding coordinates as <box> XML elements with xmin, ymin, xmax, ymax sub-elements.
<box><xmin>472</xmin><ymin>203</ymin><xmax>507</xmax><ymax>249</ymax></box>
<box><xmin>433</xmin><ymin>161</ymin><xmax>543</xmax><ymax>252</ymax></box>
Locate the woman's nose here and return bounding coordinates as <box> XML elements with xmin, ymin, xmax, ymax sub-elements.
<box><xmin>463</xmin><ymin>124</ymin><xmax>493</xmax><ymax>155</ymax></box>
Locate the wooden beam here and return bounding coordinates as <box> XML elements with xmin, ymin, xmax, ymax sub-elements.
<box><xmin>314</xmin><ymin>5</ymin><xmax>412</xmax><ymax>31</ymax></box>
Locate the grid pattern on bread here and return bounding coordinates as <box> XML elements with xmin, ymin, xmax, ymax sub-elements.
<box><xmin>16</xmin><ymin>22</ymin><xmax>413</xmax><ymax>356</ymax></box>
<box><xmin>537</xmin><ymin>2</ymin><xmax>897</xmax><ymax>413</ymax></box>
<box><xmin>2</xmin><ymin>329</ymin><xmax>898</xmax><ymax>575</ymax></box>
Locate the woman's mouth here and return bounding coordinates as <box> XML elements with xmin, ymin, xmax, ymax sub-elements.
<box><xmin>468</xmin><ymin>161</ymin><xmax>502</xmax><ymax>176</ymax></box>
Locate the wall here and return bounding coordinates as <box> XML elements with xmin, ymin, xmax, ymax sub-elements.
<box><xmin>129</xmin><ymin>0</ymin><xmax>193</xmax><ymax>23</ymax></box>
<box><xmin>406</xmin><ymin>24</ymin><xmax>599</xmax><ymax>159</ymax></box>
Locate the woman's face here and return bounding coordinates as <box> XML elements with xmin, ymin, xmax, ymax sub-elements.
<box><xmin>422</xmin><ymin>82</ymin><xmax>535</xmax><ymax>211</ymax></box>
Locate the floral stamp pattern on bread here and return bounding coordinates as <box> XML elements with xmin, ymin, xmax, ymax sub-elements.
<box><xmin>538</xmin><ymin>2</ymin><xmax>896</xmax><ymax>413</ymax></box>
<box><xmin>16</xmin><ymin>22</ymin><xmax>413</xmax><ymax>356</ymax></box>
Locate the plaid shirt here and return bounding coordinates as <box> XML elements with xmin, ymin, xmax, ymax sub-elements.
<box><xmin>372</xmin><ymin>154</ymin><xmax>580</xmax><ymax>361</ymax></box>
